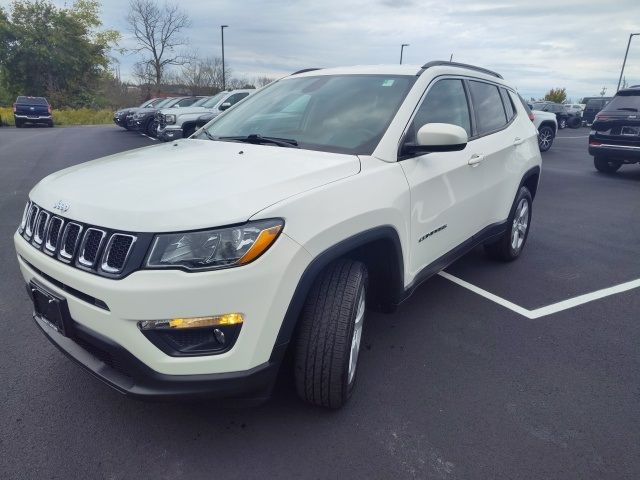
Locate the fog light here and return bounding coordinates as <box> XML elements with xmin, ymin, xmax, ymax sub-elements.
<box><xmin>139</xmin><ymin>313</ymin><xmax>244</xmax><ymax>331</ymax></box>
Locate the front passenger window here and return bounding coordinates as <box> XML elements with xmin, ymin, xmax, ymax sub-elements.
<box><xmin>410</xmin><ymin>79</ymin><xmax>471</xmax><ymax>141</ymax></box>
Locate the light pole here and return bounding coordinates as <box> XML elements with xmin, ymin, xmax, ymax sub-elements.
<box><xmin>221</xmin><ymin>25</ymin><xmax>228</xmax><ymax>90</ymax></box>
<box><xmin>400</xmin><ymin>43</ymin><xmax>409</xmax><ymax>65</ymax></box>
<box><xmin>617</xmin><ymin>33</ymin><xmax>640</xmax><ymax>92</ymax></box>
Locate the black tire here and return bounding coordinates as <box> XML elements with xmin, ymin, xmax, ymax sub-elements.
<box><xmin>15</xmin><ymin>119</ymin><xmax>22</xmax><ymax>128</ymax></box>
<box><xmin>294</xmin><ymin>259</ymin><xmax>368</xmax><ymax>408</ymax></box>
<box><xmin>145</xmin><ymin>118</ymin><xmax>156</xmax><ymax>136</ymax></box>
<box><xmin>568</xmin><ymin>116</ymin><xmax>581</xmax><ymax>129</ymax></box>
<box><xmin>485</xmin><ymin>187</ymin><xmax>533</xmax><ymax>262</ymax></box>
<box><xmin>594</xmin><ymin>156</ymin><xmax>621</xmax><ymax>173</ymax></box>
<box><xmin>538</xmin><ymin>125</ymin><xmax>554</xmax><ymax>152</ymax></box>
<box><xmin>47</xmin><ymin>121</ymin><xmax>54</xmax><ymax>128</ymax></box>
<box><xmin>558</xmin><ymin>118</ymin><xmax>567</xmax><ymax>129</ymax></box>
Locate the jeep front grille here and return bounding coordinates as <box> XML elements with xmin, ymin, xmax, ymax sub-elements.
<box><xmin>19</xmin><ymin>201</ymin><xmax>147</xmax><ymax>279</ymax></box>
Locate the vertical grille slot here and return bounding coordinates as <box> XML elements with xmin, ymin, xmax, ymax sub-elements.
<box><xmin>101</xmin><ymin>234</ymin><xmax>136</xmax><ymax>274</ymax></box>
<box><xmin>78</xmin><ymin>228</ymin><xmax>106</xmax><ymax>267</ymax></box>
<box><xmin>33</xmin><ymin>210</ymin><xmax>50</xmax><ymax>246</ymax></box>
<box><xmin>24</xmin><ymin>204</ymin><xmax>39</xmax><ymax>239</ymax></box>
<box><xmin>59</xmin><ymin>223</ymin><xmax>83</xmax><ymax>261</ymax></box>
<box><xmin>19</xmin><ymin>202</ymin><xmax>30</xmax><ymax>233</ymax></box>
<box><xmin>45</xmin><ymin>217</ymin><xmax>64</xmax><ymax>253</ymax></box>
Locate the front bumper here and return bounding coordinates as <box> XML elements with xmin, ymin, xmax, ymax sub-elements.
<box><xmin>157</xmin><ymin>126</ymin><xmax>182</xmax><ymax>141</ymax></box>
<box><xmin>34</xmin><ymin>312</ymin><xmax>284</xmax><ymax>400</ymax></box>
<box><xmin>15</xmin><ymin>230</ymin><xmax>311</xmax><ymax>397</ymax></box>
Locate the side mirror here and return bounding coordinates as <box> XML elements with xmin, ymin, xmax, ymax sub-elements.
<box><xmin>219</xmin><ymin>102</ymin><xmax>232</xmax><ymax>111</ymax></box>
<box><xmin>404</xmin><ymin>123</ymin><xmax>468</xmax><ymax>155</ymax></box>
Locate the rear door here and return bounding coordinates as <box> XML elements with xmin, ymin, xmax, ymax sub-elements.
<box><xmin>464</xmin><ymin>80</ymin><xmax>518</xmax><ymax>227</ymax></box>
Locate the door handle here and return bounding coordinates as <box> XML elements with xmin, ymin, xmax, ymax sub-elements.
<box><xmin>513</xmin><ymin>137</ymin><xmax>525</xmax><ymax>146</ymax></box>
<box><xmin>468</xmin><ymin>154</ymin><xmax>485</xmax><ymax>166</ymax></box>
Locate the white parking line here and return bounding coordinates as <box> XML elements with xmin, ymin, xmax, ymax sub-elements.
<box><xmin>141</xmin><ymin>134</ymin><xmax>157</xmax><ymax>141</ymax></box>
<box><xmin>556</xmin><ymin>135</ymin><xmax>589</xmax><ymax>138</ymax></box>
<box><xmin>438</xmin><ymin>271</ymin><xmax>640</xmax><ymax>319</ymax></box>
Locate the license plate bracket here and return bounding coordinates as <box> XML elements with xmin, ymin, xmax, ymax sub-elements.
<box><xmin>27</xmin><ymin>281</ymin><xmax>71</xmax><ymax>337</ymax></box>
<box><xmin>621</xmin><ymin>126</ymin><xmax>640</xmax><ymax>136</ymax></box>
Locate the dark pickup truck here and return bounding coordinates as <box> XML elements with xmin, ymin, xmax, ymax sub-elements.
<box><xmin>13</xmin><ymin>96</ymin><xmax>53</xmax><ymax>127</ymax></box>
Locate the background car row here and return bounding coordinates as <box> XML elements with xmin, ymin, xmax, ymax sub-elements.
<box><xmin>113</xmin><ymin>89</ymin><xmax>253</xmax><ymax>140</ymax></box>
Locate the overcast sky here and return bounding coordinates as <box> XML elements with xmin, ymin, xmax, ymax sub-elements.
<box><xmin>3</xmin><ymin>0</ymin><xmax>640</xmax><ymax>100</ymax></box>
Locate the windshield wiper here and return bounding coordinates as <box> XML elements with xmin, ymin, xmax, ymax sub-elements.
<box><xmin>200</xmin><ymin>129</ymin><xmax>217</xmax><ymax>141</ymax></box>
<box><xmin>218</xmin><ymin>134</ymin><xmax>299</xmax><ymax>148</ymax></box>
<box><xmin>617</xmin><ymin>107</ymin><xmax>639</xmax><ymax>112</ymax></box>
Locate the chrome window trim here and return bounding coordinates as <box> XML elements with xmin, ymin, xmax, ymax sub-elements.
<box><xmin>100</xmin><ymin>234</ymin><xmax>137</xmax><ymax>274</ymax></box>
<box><xmin>77</xmin><ymin>228</ymin><xmax>106</xmax><ymax>267</ymax></box>
<box><xmin>58</xmin><ymin>222</ymin><xmax>84</xmax><ymax>262</ymax></box>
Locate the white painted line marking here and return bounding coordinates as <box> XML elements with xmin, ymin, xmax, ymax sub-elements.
<box><xmin>556</xmin><ymin>135</ymin><xmax>588</xmax><ymax>138</ymax></box>
<box><xmin>141</xmin><ymin>134</ymin><xmax>157</xmax><ymax>141</ymax></box>
<box><xmin>438</xmin><ymin>271</ymin><xmax>640</xmax><ymax>319</ymax></box>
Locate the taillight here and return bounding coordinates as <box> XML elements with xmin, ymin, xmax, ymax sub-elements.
<box><xmin>48</xmin><ymin>105</ymin><xmax>52</xmax><ymax>114</ymax></box>
<box><xmin>528</xmin><ymin>112</ymin><xmax>535</xmax><ymax>122</ymax></box>
<box><xmin>595</xmin><ymin>114</ymin><xmax>609</xmax><ymax>121</ymax></box>
<box><xmin>12</xmin><ymin>103</ymin><xmax>16</xmax><ymax>113</ymax></box>
<box><xmin>589</xmin><ymin>139</ymin><xmax>602</xmax><ymax>146</ymax></box>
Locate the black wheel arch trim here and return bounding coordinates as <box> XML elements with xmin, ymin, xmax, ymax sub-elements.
<box><xmin>269</xmin><ymin>226</ymin><xmax>405</xmax><ymax>361</ymax></box>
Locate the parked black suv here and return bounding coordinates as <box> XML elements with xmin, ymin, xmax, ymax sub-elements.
<box><xmin>588</xmin><ymin>87</ymin><xmax>640</xmax><ymax>173</ymax></box>
<box><xmin>129</xmin><ymin>96</ymin><xmax>202</xmax><ymax>136</ymax></box>
<box><xmin>13</xmin><ymin>96</ymin><xmax>53</xmax><ymax>127</ymax></box>
<box><xmin>582</xmin><ymin>97</ymin><xmax>613</xmax><ymax>125</ymax></box>
<box><xmin>531</xmin><ymin>101</ymin><xmax>580</xmax><ymax>129</ymax></box>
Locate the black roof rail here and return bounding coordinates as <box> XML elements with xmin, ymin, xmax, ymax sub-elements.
<box><xmin>418</xmin><ymin>61</ymin><xmax>503</xmax><ymax>79</ymax></box>
<box><xmin>290</xmin><ymin>68</ymin><xmax>322</xmax><ymax>76</ymax></box>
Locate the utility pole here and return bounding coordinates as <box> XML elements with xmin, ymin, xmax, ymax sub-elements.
<box><xmin>617</xmin><ymin>33</ymin><xmax>639</xmax><ymax>92</ymax></box>
<box><xmin>221</xmin><ymin>25</ymin><xmax>228</xmax><ymax>90</ymax></box>
<box><xmin>400</xmin><ymin>44</ymin><xmax>409</xmax><ymax>65</ymax></box>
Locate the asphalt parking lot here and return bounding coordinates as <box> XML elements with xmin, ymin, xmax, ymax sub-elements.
<box><xmin>1</xmin><ymin>125</ymin><xmax>639</xmax><ymax>479</ymax></box>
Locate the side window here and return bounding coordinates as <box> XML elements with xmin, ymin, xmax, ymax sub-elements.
<box><xmin>469</xmin><ymin>81</ymin><xmax>508</xmax><ymax>135</ymax></box>
<box><xmin>499</xmin><ymin>88</ymin><xmax>515</xmax><ymax>121</ymax></box>
<box><xmin>176</xmin><ymin>98</ymin><xmax>195</xmax><ymax>107</ymax></box>
<box><xmin>225</xmin><ymin>93</ymin><xmax>249</xmax><ymax>107</ymax></box>
<box><xmin>411</xmin><ymin>79</ymin><xmax>471</xmax><ymax>138</ymax></box>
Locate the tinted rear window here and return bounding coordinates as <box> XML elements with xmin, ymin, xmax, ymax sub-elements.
<box><xmin>16</xmin><ymin>96</ymin><xmax>48</xmax><ymax>105</ymax></box>
<box><xmin>468</xmin><ymin>80</ymin><xmax>507</xmax><ymax>135</ymax></box>
<box><xmin>586</xmin><ymin>99</ymin><xmax>608</xmax><ymax>109</ymax></box>
<box><xmin>602</xmin><ymin>92</ymin><xmax>640</xmax><ymax>112</ymax></box>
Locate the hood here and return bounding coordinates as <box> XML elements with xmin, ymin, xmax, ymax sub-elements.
<box><xmin>30</xmin><ymin>140</ymin><xmax>360</xmax><ymax>232</ymax></box>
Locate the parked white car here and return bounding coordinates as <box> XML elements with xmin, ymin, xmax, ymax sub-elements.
<box><xmin>15</xmin><ymin>62</ymin><xmax>541</xmax><ymax>408</ymax></box>
<box><xmin>156</xmin><ymin>89</ymin><xmax>253</xmax><ymax>141</ymax></box>
<box><xmin>530</xmin><ymin>108</ymin><xmax>558</xmax><ymax>152</ymax></box>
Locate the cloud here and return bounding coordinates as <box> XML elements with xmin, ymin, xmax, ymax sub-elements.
<box><xmin>2</xmin><ymin>0</ymin><xmax>640</xmax><ymax>100</ymax></box>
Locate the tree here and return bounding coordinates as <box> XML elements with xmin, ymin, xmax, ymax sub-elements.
<box><xmin>179</xmin><ymin>56</ymin><xmax>230</xmax><ymax>94</ymax></box>
<box><xmin>543</xmin><ymin>87</ymin><xmax>567</xmax><ymax>104</ymax></box>
<box><xmin>0</xmin><ymin>0</ymin><xmax>119</xmax><ymax>107</ymax></box>
<box><xmin>254</xmin><ymin>76</ymin><xmax>275</xmax><ymax>88</ymax></box>
<box><xmin>127</xmin><ymin>0</ymin><xmax>191</xmax><ymax>92</ymax></box>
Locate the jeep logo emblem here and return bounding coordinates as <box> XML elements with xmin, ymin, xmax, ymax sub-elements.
<box><xmin>53</xmin><ymin>200</ymin><xmax>70</xmax><ymax>213</ymax></box>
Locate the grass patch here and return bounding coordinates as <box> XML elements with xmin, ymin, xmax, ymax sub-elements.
<box><xmin>0</xmin><ymin>107</ymin><xmax>113</xmax><ymax>126</ymax></box>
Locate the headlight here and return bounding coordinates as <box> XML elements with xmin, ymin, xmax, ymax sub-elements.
<box><xmin>145</xmin><ymin>219</ymin><xmax>283</xmax><ymax>271</ymax></box>
<box><xmin>164</xmin><ymin>114</ymin><xmax>176</xmax><ymax>124</ymax></box>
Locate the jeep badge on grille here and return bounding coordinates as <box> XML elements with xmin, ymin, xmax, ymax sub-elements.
<box><xmin>53</xmin><ymin>200</ymin><xmax>70</xmax><ymax>213</ymax></box>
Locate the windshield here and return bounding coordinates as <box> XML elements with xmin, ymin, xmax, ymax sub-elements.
<box><xmin>153</xmin><ymin>98</ymin><xmax>174</xmax><ymax>109</ymax></box>
<box><xmin>197</xmin><ymin>75</ymin><xmax>415</xmax><ymax>155</ymax></box>
<box><xmin>200</xmin><ymin>92</ymin><xmax>228</xmax><ymax>108</ymax></box>
<box><xmin>602</xmin><ymin>92</ymin><xmax>640</xmax><ymax>112</ymax></box>
<box><xmin>191</xmin><ymin>96</ymin><xmax>214</xmax><ymax>107</ymax></box>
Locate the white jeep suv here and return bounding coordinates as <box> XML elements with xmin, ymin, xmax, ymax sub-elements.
<box><xmin>15</xmin><ymin>62</ymin><xmax>541</xmax><ymax>408</ymax></box>
<box><xmin>156</xmin><ymin>89</ymin><xmax>253</xmax><ymax>141</ymax></box>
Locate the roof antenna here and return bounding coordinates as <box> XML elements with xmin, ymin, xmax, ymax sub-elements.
<box><xmin>449</xmin><ymin>53</ymin><xmax>453</xmax><ymax>62</ymax></box>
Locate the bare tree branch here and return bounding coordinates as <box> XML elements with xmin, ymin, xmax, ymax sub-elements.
<box><xmin>127</xmin><ymin>0</ymin><xmax>191</xmax><ymax>91</ymax></box>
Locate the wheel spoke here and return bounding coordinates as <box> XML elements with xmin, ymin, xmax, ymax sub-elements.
<box><xmin>348</xmin><ymin>289</ymin><xmax>366</xmax><ymax>383</ymax></box>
